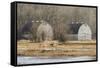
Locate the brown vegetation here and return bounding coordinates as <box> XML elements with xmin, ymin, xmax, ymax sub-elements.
<box><xmin>17</xmin><ymin>40</ymin><xmax>96</xmax><ymax>57</ymax></box>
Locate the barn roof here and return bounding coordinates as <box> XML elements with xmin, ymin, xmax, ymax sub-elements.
<box><xmin>69</xmin><ymin>23</ymin><xmax>82</xmax><ymax>34</ymax></box>
<box><xmin>21</xmin><ymin>20</ymin><xmax>33</xmax><ymax>33</ymax></box>
<box><xmin>17</xmin><ymin>19</ymin><xmax>33</xmax><ymax>40</ymax></box>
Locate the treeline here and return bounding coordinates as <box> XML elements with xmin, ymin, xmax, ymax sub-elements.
<box><xmin>17</xmin><ymin>4</ymin><xmax>96</xmax><ymax>41</ymax></box>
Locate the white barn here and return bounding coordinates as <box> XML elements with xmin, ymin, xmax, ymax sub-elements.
<box><xmin>78</xmin><ymin>23</ymin><xmax>92</xmax><ymax>40</ymax></box>
<box><xmin>36</xmin><ymin>20</ymin><xmax>53</xmax><ymax>42</ymax></box>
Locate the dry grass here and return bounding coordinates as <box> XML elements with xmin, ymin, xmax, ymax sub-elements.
<box><xmin>17</xmin><ymin>40</ymin><xmax>96</xmax><ymax>57</ymax></box>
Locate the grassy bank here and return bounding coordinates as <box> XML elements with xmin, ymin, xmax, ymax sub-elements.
<box><xmin>17</xmin><ymin>40</ymin><xmax>96</xmax><ymax>57</ymax></box>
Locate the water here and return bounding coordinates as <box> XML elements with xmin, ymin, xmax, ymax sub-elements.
<box><xmin>17</xmin><ymin>56</ymin><xmax>96</xmax><ymax>65</ymax></box>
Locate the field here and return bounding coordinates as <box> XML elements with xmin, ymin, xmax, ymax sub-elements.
<box><xmin>17</xmin><ymin>40</ymin><xmax>96</xmax><ymax>57</ymax></box>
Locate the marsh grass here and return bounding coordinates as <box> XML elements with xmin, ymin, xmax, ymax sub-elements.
<box><xmin>17</xmin><ymin>40</ymin><xmax>96</xmax><ymax>57</ymax></box>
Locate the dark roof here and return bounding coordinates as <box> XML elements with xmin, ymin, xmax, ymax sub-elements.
<box><xmin>69</xmin><ymin>23</ymin><xmax>82</xmax><ymax>34</ymax></box>
<box><xmin>21</xmin><ymin>20</ymin><xmax>33</xmax><ymax>33</ymax></box>
<box><xmin>17</xmin><ymin>19</ymin><xmax>33</xmax><ymax>40</ymax></box>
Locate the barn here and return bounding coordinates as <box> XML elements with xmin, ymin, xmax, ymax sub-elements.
<box><xmin>17</xmin><ymin>19</ymin><xmax>33</xmax><ymax>40</ymax></box>
<box><xmin>68</xmin><ymin>22</ymin><xmax>92</xmax><ymax>40</ymax></box>
<box><xmin>78</xmin><ymin>23</ymin><xmax>92</xmax><ymax>40</ymax></box>
<box><xmin>36</xmin><ymin>20</ymin><xmax>53</xmax><ymax>42</ymax></box>
<box><xmin>17</xmin><ymin>20</ymin><xmax>53</xmax><ymax>42</ymax></box>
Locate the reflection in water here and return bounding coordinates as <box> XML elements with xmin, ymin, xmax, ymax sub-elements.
<box><xmin>17</xmin><ymin>56</ymin><xmax>96</xmax><ymax>65</ymax></box>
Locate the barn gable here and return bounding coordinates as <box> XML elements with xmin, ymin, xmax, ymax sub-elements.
<box><xmin>78</xmin><ymin>23</ymin><xmax>92</xmax><ymax>40</ymax></box>
<box><xmin>36</xmin><ymin>20</ymin><xmax>53</xmax><ymax>42</ymax></box>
